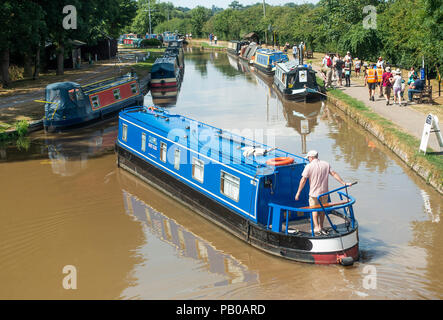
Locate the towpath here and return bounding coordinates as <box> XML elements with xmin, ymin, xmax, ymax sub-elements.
<box><xmin>0</xmin><ymin>47</ymin><xmax>151</xmax><ymax>126</ymax></box>
<box><xmin>297</xmin><ymin>54</ymin><xmax>442</xmax><ymax>153</ymax></box>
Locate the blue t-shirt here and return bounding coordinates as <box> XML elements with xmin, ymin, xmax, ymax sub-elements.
<box><xmin>413</xmin><ymin>79</ymin><xmax>424</xmax><ymax>91</ymax></box>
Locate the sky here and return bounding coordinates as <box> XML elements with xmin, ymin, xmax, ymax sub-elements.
<box><xmin>163</xmin><ymin>0</ymin><xmax>319</xmax><ymax>9</ymax></box>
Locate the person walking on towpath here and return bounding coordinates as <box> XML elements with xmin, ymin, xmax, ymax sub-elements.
<box><xmin>344</xmin><ymin>58</ymin><xmax>352</xmax><ymax>87</ymax></box>
<box><xmin>295</xmin><ymin>150</ymin><xmax>351</xmax><ymax>236</ymax></box>
<box><xmin>376</xmin><ymin>65</ymin><xmax>384</xmax><ymax>98</ymax></box>
<box><xmin>392</xmin><ymin>68</ymin><xmax>404</xmax><ymax>106</ymax></box>
<box><xmin>382</xmin><ymin>66</ymin><xmax>393</xmax><ymax>105</ymax></box>
<box><xmin>334</xmin><ymin>54</ymin><xmax>344</xmax><ymax>87</ymax></box>
<box><xmin>292</xmin><ymin>44</ymin><xmax>299</xmax><ymax>62</ymax></box>
<box><xmin>366</xmin><ymin>64</ymin><xmax>377</xmax><ymax>101</ymax></box>
<box><xmin>321</xmin><ymin>53</ymin><xmax>333</xmax><ymax>88</ymax></box>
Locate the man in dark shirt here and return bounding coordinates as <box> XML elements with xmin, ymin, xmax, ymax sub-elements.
<box><xmin>408</xmin><ymin>75</ymin><xmax>424</xmax><ymax>102</ymax></box>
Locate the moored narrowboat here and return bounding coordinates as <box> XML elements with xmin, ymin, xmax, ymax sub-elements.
<box><xmin>164</xmin><ymin>46</ymin><xmax>185</xmax><ymax>71</ymax></box>
<box><xmin>238</xmin><ymin>42</ymin><xmax>260</xmax><ymax>64</ymax></box>
<box><xmin>253</xmin><ymin>49</ymin><xmax>289</xmax><ymax>76</ymax></box>
<box><xmin>274</xmin><ymin>60</ymin><xmax>323</xmax><ymax>101</ymax></box>
<box><xmin>115</xmin><ymin>106</ymin><xmax>359</xmax><ymax>265</ymax></box>
<box><xmin>227</xmin><ymin>40</ymin><xmax>249</xmax><ymax>58</ymax></box>
<box><xmin>41</xmin><ymin>74</ymin><xmax>143</xmax><ymax>131</ymax></box>
<box><xmin>150</xmin><ymin>56</ymin><xmax>182</xmax><ymax>91</ymax></box>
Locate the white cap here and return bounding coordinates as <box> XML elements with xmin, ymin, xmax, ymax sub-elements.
<box><xmin>306</xmin><ymin>150</ymin><xmax>318</xmax><ymax>158</ymax></box>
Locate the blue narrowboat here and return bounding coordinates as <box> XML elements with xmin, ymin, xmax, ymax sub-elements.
<box><xmin>274</xmin><ymin>60</ymin><xmax>323</xmax><ymax>101</ymax></box>
<box><xmin>115</xmin><ymin>106</ymin><xmax>359</xmax><ymax>265</ymax></box>
<box><xmin>163</xmin><ymin>31</ymin><xmax>179</xmax><ymax>44</ymax></box>
<box><xmin>253</xmin><ymin>49</ymin><xmax>289</xmax><ymax>76</ymax></box>
<box><xmin>41</xmin><ymin>74</ymin><xmax>144</xmax><ymax>131</ymax></box>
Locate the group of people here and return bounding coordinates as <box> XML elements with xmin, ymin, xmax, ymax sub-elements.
<box><xmin>321</xmin><ymin>52</ymin><xmax>425</xmax><ymax>106</ymax></box>
<box><xmin>208</xmin><ymin>33</ymin><xmax>218</xmax><ymax>45</ymax></box>
<box><xmin>321</xmin><ymin>52</ymin><xmax>356</xmax><ymax>88</ymax></box>
<box><xmin>364</xmin><ymin>57</ymin><xmax>424</xmax><ymax>106</ymax></box>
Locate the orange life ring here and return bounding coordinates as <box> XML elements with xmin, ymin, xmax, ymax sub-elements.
<box><xmin>266</xmin><ymin>157</ymin><xmax>294</xmax><ymax>166</ymax></box>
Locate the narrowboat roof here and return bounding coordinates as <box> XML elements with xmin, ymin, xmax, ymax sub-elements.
<box><xmin>119</xmin><ymin>106</ymin><xmax>307</xmax><ymax>176</ymax></box>
<box><xmin>277</xmin><ymin>61</ymin><xmax>316</xmax><ymax>74</ymax></box>
<box><xmin>168</xmin><ymin>39</ymin><xmax>184</xmax><ymax>47</ymax></box>
<box><xmin>256</xmin><ymin>48</ymin><xmax>286</xmax><ymax>56</ymax></box>
<box><xmin>46</xmin><ymin>81</ymin><xmax>81</xmax><ymax>90</ymax></box>
<box><xmin>81</xmin><ymin>74</ymin><xmax>137</xmax><ymax>94</ymax></box>
<box><xmin>46</xmin><ymin>74</ymin><xmax>137</xmax><ymax>94</ymax></box>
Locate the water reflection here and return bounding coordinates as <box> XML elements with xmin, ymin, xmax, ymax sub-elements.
<box><xmin>45</xmin><ymin>124</ymin><xmax>118</xmax><ymax>176</ymax></box>
<box><xmin>121</xmin><ymin>189</ymin><xmax>258</xmax><ymax>286</ymax></box>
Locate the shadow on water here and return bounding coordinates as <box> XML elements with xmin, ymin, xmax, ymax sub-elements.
<box><xmin>0</xmin><ymin>118</ymin><xmax>118</xmax><ymax>170</ymax></box>
<box><xmin>121</xmin><ymin>187</ymin><xmax>258</xmax><ymax>286</ymax></box>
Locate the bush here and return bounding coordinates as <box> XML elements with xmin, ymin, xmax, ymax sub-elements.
<box><xmin>140</xmin><ymin>39</ymin><xmax>162</xmax><ymax>47</ymax></box>
<box><xmin>15</xmin><ymin>120</ymin><xmax>29</xmax><ymax>137</ymax></box>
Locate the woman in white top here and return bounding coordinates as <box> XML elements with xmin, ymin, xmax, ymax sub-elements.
<box><xmin>392</xmin><ymin>69</ymin><xmax>403</xmax><ymax>106</ymax></box>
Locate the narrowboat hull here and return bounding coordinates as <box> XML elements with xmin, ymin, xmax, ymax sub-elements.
<box><xmin>253</xmin><ymin>63</ymin><xmax>275</xmax><ymax>76</ymax></box>
<box><xmin>274</xmin><ymin>82</ymin><xmax>323</xmax><ymax>101</ymax></box>
<box><xmin>116</xmin><ymin>144</ymin><xmax>359</xmax><ymax>264</ymax></box>
<box><xmin>43</xmin><ymin>96</ymin><xmax>143</xmax><ymax>132</ymax></box>
<box><xmin>227</xmin><ymin>49</ymin><xmax>239</xmax><ymax>58</ymax></box>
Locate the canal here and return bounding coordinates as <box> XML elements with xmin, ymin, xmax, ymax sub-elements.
<box><xmin>0</xmin><ymin>48</ymin><xmax>441</xmax><ymax>299</ymax></box>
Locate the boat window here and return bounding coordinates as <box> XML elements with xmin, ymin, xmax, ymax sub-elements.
<box><xmin>122</xmin><ymin>124</ymin><xmax>128</xmax><ymax>141</ymax></box>
<box><xmin>160</xmin><ymin>142</ymin><xmax>167</xmax><ymax>162</ymax></box>
<box><xmin>220</xmin><ymin>171</ymin><xmax>240</xmax><ymax>202</ymax></box>
<box><xmin>91</xmin><ymin>95</ymin><xmax>100</xmax><ymax>108</ymax></box>
<box><xmin>113</xmin><ymin>88</ymin><xmax>121</xmax><ymax>100</ymax></box>
<box><xmin>282</xmin><ymin>73</ymin><xmax>286</xmax><ymax>84</ymax></box>
<box><xmin>192</xmin><ymin>158</ymin><xmax>204</xmax><ymax>183</ymax></box>
<box><xmin>130</xmin><ymin>83</ymin><xmax>138</xmax><ymax>94</ymax></box>
<box><xmin>174</xmin><ymin>148</ymin><xmax>180</xmax><ymax>170</ymax></box>
<box><xmin>141</xmin><ymin>133</ymin><xmax>146</xmax><ymax>152</ymax></box>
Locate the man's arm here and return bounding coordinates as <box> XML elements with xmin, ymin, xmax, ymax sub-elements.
<box><xmin>330</xmin><ymin>170</ymin><xmax>352</xmax><ymax>186</ymax></box>
<box><xmin>295</xmin><ymin>176</ymin><xmax>307</xmax><ymax>201</ymax></box>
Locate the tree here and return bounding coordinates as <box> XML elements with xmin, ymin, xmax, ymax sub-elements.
<box><xmin>190</xmin><ymin>6</ymin><xmax>212</xmax><ymax>38</ymax></box>
<box><xmin>0</xmin><ymin>1</ymin><xmax>45</xmax><ymax>86</ymax></box>
<box><xmin>229</xmin><ymin>1</ymin><xmax>244</xmax><ymax>10</ymax></box>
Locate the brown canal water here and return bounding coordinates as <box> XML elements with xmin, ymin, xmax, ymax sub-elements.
<box><xmin>0</xmin><ymin>49</ymin><xmax>441</xmax><ymax>299</ymax></box>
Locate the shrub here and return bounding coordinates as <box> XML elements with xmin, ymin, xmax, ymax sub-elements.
<box><xmin>140</xmin><ymin>39</ymin><xmax>162</xmax><ymax>47</ymax></box>
<box><xmin>15</xmin><ymin>120</ymin><xmax>29</xmax><ymax>137</ymax></box>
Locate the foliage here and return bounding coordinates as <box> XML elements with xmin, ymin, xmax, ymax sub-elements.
<box><xmin>15</xmin><ymin>120</ymin><xmax>29</xmax><ymax>137</ymax></box>
<box><xmin>140</xmin><ymin>39</ymin><xmax>162</xmax><ymax>47</ymax></box>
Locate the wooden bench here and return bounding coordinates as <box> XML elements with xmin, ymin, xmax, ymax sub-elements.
<box><xmin>412</xmin><ymin>85</ymin><xmax>433</xmax><ymax>104</ymax></box>
<box><xmin>305</xmin><ymin>50</ymin><xmax>314</xmax><ymax>59</ymax></box>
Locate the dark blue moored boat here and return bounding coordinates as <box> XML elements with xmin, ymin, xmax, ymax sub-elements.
<box><xmin>150</xmin><ymin>56</ymin><xmax>182</xmax><ymax>94</ymax></box>
<box><xmin>41</xmin><ymin>74</ymin><xmax>143</xmax><ymax>131</ymax></box>
<box><xmin>115</xmin><ymin>106</ymin><xmax>359</xmax><ymax>265</ymax></box>
<box><xmin>274</xmin><ymin>60</ymin><xmax>323</xmax><ymax>101</ymax></box>
<box><xmin>253</xmin><ymin>49</ymin><xmax>288</xmax><ymax>76</ymax></box>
